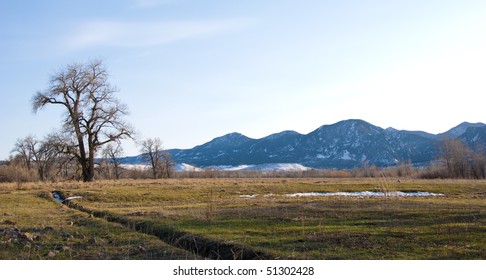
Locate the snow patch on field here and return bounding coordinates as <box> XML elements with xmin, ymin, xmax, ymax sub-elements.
<box><xmin>239</xmin><ymin>191</ymin><xmax>444</xmax><ymax>198</ymax></box>
<box><xmin>286</xmin><ymin>191</ymin><xmax>444</xmax><ymax>197</ymax></box>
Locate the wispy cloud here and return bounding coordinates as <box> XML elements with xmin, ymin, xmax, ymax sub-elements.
<box><xmin>132</xmin><ymin>0</ymin><xmax>178</xmax><ymax>9</ymax></box>
<box><xmin>64</xmin><ymin>18</ymin><xmax>257</xmax><ymax>52</ymax></box>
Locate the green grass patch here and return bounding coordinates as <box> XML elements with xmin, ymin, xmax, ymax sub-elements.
<box><xmin>0</xmin><ymin>186</ymin><xmax>198</xmax><ymax>260</ymax></box>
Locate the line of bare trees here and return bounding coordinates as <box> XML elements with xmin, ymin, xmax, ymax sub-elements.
<box><xmin>2</xmin><ymin>134</ymin><xmax>79</xmax><ymax>183</ymax></box>
<box><xmin>3</xmin><ymin>137</ymin><xmax>485</xmax><ymax>182</ymax></box>
<box><xmin>349</xmin><ymin>139</ymin><xmax>486</xmax><ymax>179</ymax></box>
<box><xmin>2</xmin><ymin>136</ymin><xmax>175</xmax><ymax>182</ymax></box>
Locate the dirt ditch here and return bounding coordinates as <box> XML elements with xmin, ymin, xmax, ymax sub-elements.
<box><xmin>51</xmin><ymin>190</ymin><xmax>273</xmax><ymax>260</ymax></box>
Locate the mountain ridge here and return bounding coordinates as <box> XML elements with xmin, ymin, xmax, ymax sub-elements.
<box><xmin>122</xmin><ymin>119</ymin><xmax>486</xmax><ymax>169</ymax></box>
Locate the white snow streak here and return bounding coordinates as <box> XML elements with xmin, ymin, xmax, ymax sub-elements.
<box><xmin>239</xmin><ymin>191</ymin><xmax>444</xmax><ymax>198</ymax></box>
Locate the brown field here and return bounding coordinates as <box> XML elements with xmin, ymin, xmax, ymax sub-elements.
<box><xmin>1</xmin><ymin>178</ymin><xmax>486</xmax><ymax>259</ymax></box>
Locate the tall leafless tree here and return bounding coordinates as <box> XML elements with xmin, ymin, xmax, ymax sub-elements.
<box><xmin>32</xmin><ymin>60</ymin><xmax>133</xmax><ymax>182</ymax></box>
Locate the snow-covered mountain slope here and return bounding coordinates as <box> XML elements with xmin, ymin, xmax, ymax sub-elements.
<box><xmin>208</xmin><ymin>163</ymin><xmax>310</xmax><ymax>171</ymax></box>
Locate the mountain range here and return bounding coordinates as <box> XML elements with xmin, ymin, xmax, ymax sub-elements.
<box><xmin>122</xmin><ymin>119</ymin><xmax>486</xmax><ymax>169</ymax></box>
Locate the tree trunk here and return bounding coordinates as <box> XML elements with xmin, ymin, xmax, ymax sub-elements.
<box><xmin>83</xmin><ymin>169</ymin><xmax>94</xmax><ymax>182</ymax></box>
<box><xmin>82</xmin><ymin>147</ymin><xmax>96</xmax><ymax>182</ymax></box>
<box><xmin>79</xmin><ymin>158</ymin><xmax>92</xmax><ymax>182</ymax></box>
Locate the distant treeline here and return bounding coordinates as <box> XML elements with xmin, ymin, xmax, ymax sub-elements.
<box><xmin>1</xmin><ymin>139</ymin><xmax>485</xmax><ymax>183</ymax></box>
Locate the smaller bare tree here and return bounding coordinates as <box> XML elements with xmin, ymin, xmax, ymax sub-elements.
<box><xmin>160</xmin><ymin>151</ymin><xmax>174</xmax><ymax>178</ymax></box>
<box><xmin>12</xmin><ymin>135</ymin><xmax>36</xmax><ymax>171</ymax></box>
<box><xmin>139</xmin><ymin>138</ymin><xmax>173</xmax><ymax>179</ymax></box>
<box><xmin>34</xmin><ymin>139</ymin><xmax>60</xmax><ymax>181</ymax></box>
<box><xmin>44</xmin><ymin>132</ymin><xmax>80</xmax><ymax>181</ymax></box>
<box><xmin>102</xmin><ymin>142</ymin><xmax>124</xmax><ymax>180</ymax></box>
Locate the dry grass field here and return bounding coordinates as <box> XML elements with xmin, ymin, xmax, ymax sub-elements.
<box><xmin>1</xmin><ymin>178</ymin><xmax>486</xmax><ymax>259</ymax></box>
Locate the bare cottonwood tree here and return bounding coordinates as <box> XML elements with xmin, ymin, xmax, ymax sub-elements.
<box><xmin>32</xmin><ymin>60</ymin><xmax>133</xmax><ymax>182</ymax></box>
<box><xmin>139</xmin><ymin>137</ymin><xmax>173</xmax><ymax>179</ymax></box>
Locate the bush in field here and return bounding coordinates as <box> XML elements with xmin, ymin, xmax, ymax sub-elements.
<box><xmin>418</xmin><ymin>162</ymin><xmax>447</xmax><ymax>179</ymax></box>
<box><xmin>351</xmin><ymin>164</ymin><xmax>380</xmax><ymax>178</ymax></box>
<box><xmin>0</xmin><ymin>157</ymin><xmax>37</xmax><ymax>184</ymax></box>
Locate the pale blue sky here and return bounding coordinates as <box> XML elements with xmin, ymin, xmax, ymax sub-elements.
<box><xmin>1</xmin><ymin>0</ymin><xmax>486</xmax><ymax>159</ymax></box>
